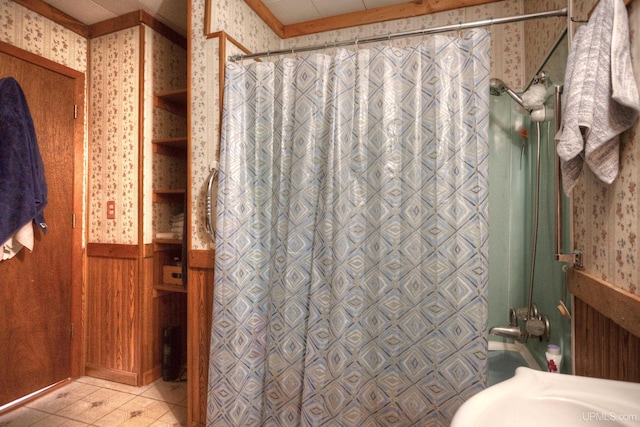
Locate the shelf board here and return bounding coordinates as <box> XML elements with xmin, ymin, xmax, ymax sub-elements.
<box><xmin>154</xmin><ymin>283</ymin><xmax>187</xmax><ymax>294</ymax></box>
<box><xmin>152</xmin><ymin>137</ymin><xmax>187</xmax><ymax>156</ymax></box>
<box><xmin>154</xmin><ymin>89</ymin><xmax>187</xmax><ymax>116</ymax></box>
<box><xmin>154</xmin><ymin>238</ymin><xmax>183</xmax><ymax>246</ymax></box>
<box><xmin>152</xmin><ymin>136</ymin><xmax>187</xmax><ymax>146</ymax></box>
<box><xmin>153</xmin><ymin>189</ymin><xmax>186</xmax><ymax>202</ymax></box>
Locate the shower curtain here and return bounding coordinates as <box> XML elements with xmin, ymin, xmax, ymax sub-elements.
<box><xmin>208</xmin><ymin>29</ymin><xmax>490</xmax><ymax>427</ymax></box>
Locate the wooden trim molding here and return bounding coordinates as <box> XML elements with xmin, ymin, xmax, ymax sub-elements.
<box><xmin>240</xmin><ymin>0</ymin><xmax>285</xmax><ymax>38</ymax></box>
<box><xmin>88</xmin><ymin>10</ymin><xmax>186</xmax><ymax>48</ymax></box>
<box><xmin>0</xmin><ymin>41</ymin><xmax>84</xmax><ymax>79</ymax></box>
<box><xmin>189</xmin><ymin>249</ymin><xmax>215</xmax><ymax>269</ymax></box>
<box><xmin>12</xmin><ymin>0</ymin><xmax>89</xmax><ymax>37</ymax></box>
<box><xmin>239</xmin><ymin>0</ymin><xmax>502</xmax><ymax>39</ymax></box>
<box><xmin>84</xmin><ymin>364</ymin><xmax>138</xmax><ymax>386</ymax></box>
<box><xmin>568</xmin><ymin>269</ymin><xmax>640</xmax><ymax>339</ymax></box>
<box><xmin>87</xmin><ymin>243</ymin><xmax>139</xmax><ymax>259</ymax></box>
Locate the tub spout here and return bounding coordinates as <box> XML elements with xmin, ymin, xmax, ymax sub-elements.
<box><xmin>489</xmin><ymin>325</ymin><xmax>526</xmax><ymax>343</ymax></box>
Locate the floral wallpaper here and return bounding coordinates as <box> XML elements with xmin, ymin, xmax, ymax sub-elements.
<box><xmin>0</xmin><ymin>0</ymin><xmax>87</xmax><ymax>73</ymax></box>
<box><xmin>89</xmin><ymin>28</ymin><xmax>140</xmax><ymax>244</ymax></box>
<box><xmin>146</xmin><ymin>28</ymin><xmax>188</xmax><ymax>244</ymax></box>
<box><xmin>571</xmin><ymin>0</ymin><xmax>640</xmax><ymax>295</ymax></box>
<box><xmin>191</xmin><ymin>0</ymin><xmax>281</xmax><ymax>249</ymax></box>
<box><xmin>88</xmin><ymin>24</ymin><xmax>186</xmax><ymax>245</ymax></box>
<box><xmin>523</xmin><ymin>0</ymin><xmax>566</xmax><ymax>85</ymax></box>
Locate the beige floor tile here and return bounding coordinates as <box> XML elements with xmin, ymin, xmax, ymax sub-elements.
<box><xmin>26</xmin><ymin>382</ymin><xmax>101</xmax><ymax>414</ymax></box>
<box><xmin>93</xmin><ymin>406</ymin><xmax>158</xmax><ymax>427</ymax></box>
<box><xmin>157</xmin><ymin>405</ymin><xmax>187</xmax><ymax>425</ymax></box>
<box><xmin>74</xmin><ymin>377</ymin><xmax>153</xmax><ymax>395</ymax></box>
<box><xmin>84</xmin><ymin>388</ymin><xmax>136</xmax><ymax>408</ymax></box>
<box><xmin>140</xmin><ymin>381</ymin><xmax>187</xmax><ymax>406</ymax></box>
<box><xmin>117</xmin><ymin>415</ymin><xmax>157</xmax><ymax>427</ymax></box>
<box><xmin>30</xmin><ymin>413</ymin><xmax>91</xmax><ymax>426</ymax></box>
<box><xmin>55</xmin><ymin>397</ymin><xmax>120</xmax><ymax>424</ymax></box>
<box><xmin>1</xmin><ymin>377</ymin><xmax>187</xmax><ymax>427</ymax></box>
<box><xmin>0</xmin><ymin>406</ymin><xmax>48</xmax><ymax>426</ymax></box>
<box><xmin>117</xmin><ymin>396</ymin><xmax>174</xmax><ymax>420</ymax></box>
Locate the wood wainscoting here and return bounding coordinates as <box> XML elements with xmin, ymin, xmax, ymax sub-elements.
<box><xmin>569</xmin><ymin>269</ymin><xmax>640</xmax><ymax>382</ymax></box>
<box><xmin>188</xmin><ymin>249</ymin><xmax>215</xmax><ymax>427</ymax></box>
<box><xmin>86</xmin><ymin>243</ymin><xmax>186</xmax><ymax>386</ymax></box>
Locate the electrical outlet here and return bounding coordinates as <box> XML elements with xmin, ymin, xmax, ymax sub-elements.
<box><xmin>107</xmin><ymin>200</ymin><xmax>116</xmax><ymax>219</ymax></box>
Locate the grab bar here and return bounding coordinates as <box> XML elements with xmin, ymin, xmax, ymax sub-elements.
<box><xmin>554</xmin><ymin>85</ymin><xmax>582</xmax><ymax>268</ymax></box>
<box><xmin>205</xmin><ymin>166</ymin><xmax>218</xmax><ymax>242</ymax></box>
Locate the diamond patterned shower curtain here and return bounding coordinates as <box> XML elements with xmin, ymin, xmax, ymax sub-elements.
<box><xmin>208</xmin><ymin>29</ymin><xmax>490</xmax><ymax>427</ymax></box>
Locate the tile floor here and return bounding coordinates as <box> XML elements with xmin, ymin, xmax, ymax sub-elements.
<box><xmin>0</xmin><ymin>376</ymin><xmax>187</xmax><ymax>427</ymax></box>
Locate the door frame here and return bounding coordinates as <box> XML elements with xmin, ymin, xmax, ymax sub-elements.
<box><xmin>0</xmin><ymin>41</ymin><xmax>85</xmax><ymax>381</ymax></box>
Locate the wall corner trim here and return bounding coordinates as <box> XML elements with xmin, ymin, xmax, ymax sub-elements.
<box><xmin>569</xmin><ymin>269</ymin><xmax>640</xmax><ymax>339</ymax></box>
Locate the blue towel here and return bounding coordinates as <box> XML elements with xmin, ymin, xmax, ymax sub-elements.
<box><xmin>0</xmin><ymin>77</ymin><xmax>48</xmax><ymax>244</ymax></box>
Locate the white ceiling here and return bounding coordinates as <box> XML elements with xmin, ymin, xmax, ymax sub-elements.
<box><xmin>264</xmin><ymin>0</ymin><xmax>409</xmax><ymax>25</ymax></box>
<box><xmin>44</xmin><ymin>0</ymin><xmax>189</xmax><ymax>35</ymax></box>
<box><xmin>42</xmin><ymin>0</ymin><xmax>412</xmax><ymax>36</ymax></box>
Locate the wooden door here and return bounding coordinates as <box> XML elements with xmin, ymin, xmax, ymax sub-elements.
<box><xmin>0</xmin><ymin>48</ymin><xmax>80</xmax><ymax>406</ymax></box>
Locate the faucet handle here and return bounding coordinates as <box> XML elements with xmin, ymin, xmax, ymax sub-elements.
<box><xmin>509</xmin><ymin>308</ymin><xmax>517</xmax><ymax>327</ymax></box>
<box><xmin>516</xmin><ymin>304</ymin><xmax>539</xmax><ymax>320</ymax></box>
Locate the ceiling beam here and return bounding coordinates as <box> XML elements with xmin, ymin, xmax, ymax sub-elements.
<box><xmin>244</xmin><ymin>0</ymin><xmax>502</xmax><ymax>39</ymax></box>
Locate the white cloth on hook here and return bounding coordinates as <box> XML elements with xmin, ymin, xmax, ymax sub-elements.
<box><xmin>521</xmin><ymin>83</ymin><xmax>546</xmax><ymax>111</ymax></box>
<box><xmin>555</xmin><ymin>0</ymin><xmax>640</xmax><ymax>195</ymax></box>
<box><xmin>2</xmin><ymin>222</ymin><xmax>34</xmax><ymax>261</ymax></box>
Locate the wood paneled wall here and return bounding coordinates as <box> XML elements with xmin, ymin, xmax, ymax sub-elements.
<box><xmin>86</xmin><ymin>244</ymin><xmax>140</xmax><ymax>385</ymax></box>
<box><xmin>573</xmin><ymin>298</ymin><xmax>640</xmax><ymax>381</ymax></box>
<box><xmin>569</xmin><ymin>269</ymin><xmax>640</xmax><ymax>382</ymax></box>
<box><xmin>86</xmin><ymin>243</ymin><xmax>187</xmax><ymax>387</ymax></box>
<box><xmin>188</xmin><ymin>250</ymin><xmax>215</xmax><ymax>426</ymax></box>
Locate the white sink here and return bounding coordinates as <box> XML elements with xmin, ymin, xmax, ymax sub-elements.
<box><xmin>452</xmin><ymin>367</ymin><xmax>640</xmax><ymax>426</ymax></box>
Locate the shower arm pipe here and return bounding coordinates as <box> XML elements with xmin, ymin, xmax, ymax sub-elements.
<box><xmin>229</xmin><ymin>8</ymin><xmax>568</xmax><ymax>62</ymax></box>
<box><xmin>554</xmin><ymin>85</ymin><xmax>582</xmax><ymax>268</ymax></box>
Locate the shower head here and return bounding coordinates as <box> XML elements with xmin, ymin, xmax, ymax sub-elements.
<box><xmin>489</xmin><ymin>78</ymin><xmax>507</xmax><ymax>96</ymax></box>
<box><xmin>490</xmin><ymin>78</ymin><xmax>524</xmax><ymax>107</ymax></box>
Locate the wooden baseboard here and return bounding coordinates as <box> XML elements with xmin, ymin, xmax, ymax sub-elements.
<box><xmin>84</xmin><ymin>365</ymin><xmax>138</xmax><ymax>386</ymax></box>
<box><xmin>143</xmin><ymin>365</ymin><xmax>163</xmax><ymax>386</ymax></box>
<box><xmin>0</xmin><ymin>378</ymin><xmax>70</xmax><ymax>416</ymax></box>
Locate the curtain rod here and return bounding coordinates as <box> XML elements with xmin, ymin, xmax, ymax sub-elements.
<box><xmin>229</xmin><ymin>7</ymin><xmax>568</xmax><ymax>62</ymax></box>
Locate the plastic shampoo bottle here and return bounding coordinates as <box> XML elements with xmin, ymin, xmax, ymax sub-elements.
<box><xmin>546</xmin><ymin>344</ymin><xmax>562</xmax><ymax>373</ymax></box>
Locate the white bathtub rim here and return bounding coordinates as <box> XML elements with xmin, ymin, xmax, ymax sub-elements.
<box><xmin>488</xmin><ymin>340</ymin><xmax>540</xmax><ymax>370</ymax></box>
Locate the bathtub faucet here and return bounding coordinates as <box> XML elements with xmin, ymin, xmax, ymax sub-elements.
<box><xmin>489</xmin><ymin>308</ymin><xmax>527</xmax><ymax>343</ymax></box>
<box><xmin>489</xmin><ymin>325</ymin><xmax>527</xmax><ymax>342</ymax></box>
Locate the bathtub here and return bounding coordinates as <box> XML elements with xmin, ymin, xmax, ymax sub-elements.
<box><xmin>488</xmin><ymin>340</ymin><xmax>540</xmax><ymax>385</ymax></box>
